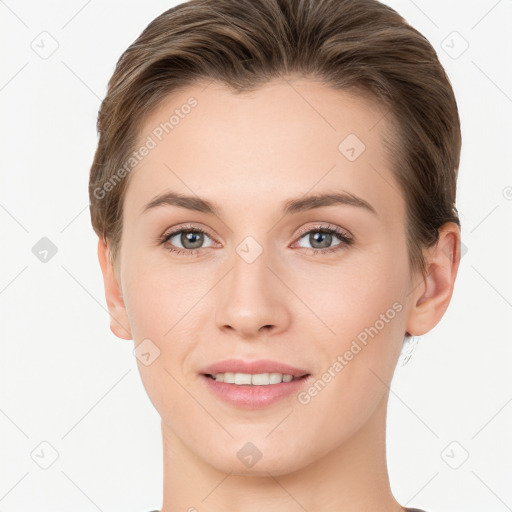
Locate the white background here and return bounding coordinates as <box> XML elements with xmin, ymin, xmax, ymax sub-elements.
<box><xmin>0</xmin><ymin>1</ymin><xmax>511</xmax><ymax>511</ymax></box>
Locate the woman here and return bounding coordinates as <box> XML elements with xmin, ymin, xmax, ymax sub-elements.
<box><xmin>89</xmin><ymin>0</ymin><xmax>462</xmax><ymax>510</ymax></box>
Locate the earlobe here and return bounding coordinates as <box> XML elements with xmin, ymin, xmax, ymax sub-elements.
<box><xmin>405</xmin><ymin>222</ymin><xmax>461</xmax><ymax>336</ymax></box>
<box><xmin>97</xmin><ymin>238</ymin><xmax>132</xmax><ymax>340</ymax></box>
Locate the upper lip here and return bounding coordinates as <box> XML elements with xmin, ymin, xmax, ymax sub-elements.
<box><xmin>200</xmin><ymin>359</ymin><xmax>310</xmax><ymax>378</ymax></box>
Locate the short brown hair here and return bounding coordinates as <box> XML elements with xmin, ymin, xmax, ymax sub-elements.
<box><xmin>88</xmin><ymin>0</ymin><xmax>461</xmax><ymax>276</ymax></box>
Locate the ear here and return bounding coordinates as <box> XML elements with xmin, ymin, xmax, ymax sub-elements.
<box><xmin>405</xmin><ymin>222</ymin><xmax>461</xmax><ymax>336</ymax></box>
<box><xmin>97</xmin><ymin>238</ymin><xmax>132</xmax><ymax>340</ymax></box>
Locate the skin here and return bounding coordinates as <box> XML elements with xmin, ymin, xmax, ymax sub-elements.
<box><xmin>98</xmin><ymin>77</ymin><xmax>460</xmax><ymax>512</ymax></box>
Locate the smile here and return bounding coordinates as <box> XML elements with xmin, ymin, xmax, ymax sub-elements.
<box><xmin>205</xmin><ymin>372</ymin><xmax>305</xmax><ymax>385</ymax></box>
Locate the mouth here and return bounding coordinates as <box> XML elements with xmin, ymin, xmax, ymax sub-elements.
<box><xmin>199</xmin><ymin>359</ymin><xmax>312</xmax><ymax>408</ymax></box>
<box><xmin>203</xmin><ymin>372</ymin><xmax>310</xmax><ymax>385</ymax></box>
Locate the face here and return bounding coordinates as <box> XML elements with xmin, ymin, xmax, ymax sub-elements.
<box><xmin>111</xmin><ymin>78</ymin><xmax>424</xmax><ymax>475</ymax></box>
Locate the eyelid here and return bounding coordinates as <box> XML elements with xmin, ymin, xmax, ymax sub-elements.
<box><xmin>159</xmin><ymin>223</ymin><xmax>218</xmax><ymax>243</ymax></box>
<box><xmin>293</xmin><ymin>222</ymin><xmax>353</xmax><ymax>240</ymax></box>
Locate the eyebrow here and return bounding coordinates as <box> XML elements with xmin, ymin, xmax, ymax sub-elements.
<box><xmin>142</xmin><ymin>190</ymin><xmax>377</xmax><ymax>217</ymax></box>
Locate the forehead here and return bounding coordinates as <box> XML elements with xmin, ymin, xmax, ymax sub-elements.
<box><xmin>124</xmin><ymin>77</ymin><xmax>403</xmax><ymax>223</ymax></box>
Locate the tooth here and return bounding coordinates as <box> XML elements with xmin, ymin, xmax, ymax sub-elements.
<box><xmin>269</xmin><ymin>372</ymin><xmax>283</xmax><ymax>384</ymax></box>
<box><xmin>224</xmin><ymin>372</ymin><xmax>236</xmax><ymax>384</ymax></box>
<box><xmin>210</xmin><ymin>372</ymin><xmax>299</xmax><ymax>385</ymax></box>
<box><xmin>235</xmin><ymin>372</ymin><xmax>252</xmax><ymax>385</ymax></box>
<box><xmin>251</xmin><ymin>373</ymin><xmax>270</xmax><ymax>385</ymax></box>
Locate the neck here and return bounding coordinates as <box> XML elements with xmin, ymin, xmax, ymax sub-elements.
<box><xmin>160</xmin><ymin>390</ymin><xmax>405</xmax><ymax>512</ymax></box>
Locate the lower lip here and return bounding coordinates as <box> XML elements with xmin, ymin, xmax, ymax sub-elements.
<box><xmin>201</xmin><ymin>374</ymin><xmax>311</xmax><ymax>409</ymax></box>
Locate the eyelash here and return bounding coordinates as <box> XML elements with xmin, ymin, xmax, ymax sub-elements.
<box><xmin>158</xmin><ymin>223</ymin><xmax>353</xmax><ymax>257</ymax></box>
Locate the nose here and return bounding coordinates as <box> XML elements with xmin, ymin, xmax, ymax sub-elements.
<box><xmin>214</xmin><ymin>248</ymin><xmax>291</xmax><ymax>340</ymax></box>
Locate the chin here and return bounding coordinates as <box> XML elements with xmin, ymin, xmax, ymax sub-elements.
<box><xmin>197</xmin><ymin>436</ymin><xmax>316</xmax><ymax>477</ymax></box>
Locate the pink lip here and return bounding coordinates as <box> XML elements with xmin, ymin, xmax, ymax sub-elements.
<box><xmin>199</xmin><ymin>359</ymin><xmax>312</xmax><ymax>409</ymax></box>
<box><xmin>200</xmin><ymin>358</ymin><xmax>310</xmax><ymax>378</ymax></box>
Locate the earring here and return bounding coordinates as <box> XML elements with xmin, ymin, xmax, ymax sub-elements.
<box><xmin>398</xmin><ymin>335</ymin><xmax>421</xmax><ymax>366</ymax></box>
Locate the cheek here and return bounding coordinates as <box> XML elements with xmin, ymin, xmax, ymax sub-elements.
<box><xmin>289</xmin><ymin>292</ymin><xmax>406</xmax><ymax>464</ymax></box>
<box><xmin>120</xmin><ymin>249</ymin><xmax>197</xmax><ymax>339</ymax></box>
<box><xmin>120</xmin><ymin>250</ymin><xmax>214</xmax><ymax>394</ymax></box>
<box><xmin>119</xmin><ymin>253</ymin><xmax>204</xmax><ymax>423</ymax></box>
<box><xmin>288</xmin><ymin>251</ymin><xmax>408</xmax><ymax>418</ymax></box>
<box><xmin>288</xmin><ymin>247</ymin><xmax>409</xmax><ymax>339</ymax></box>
